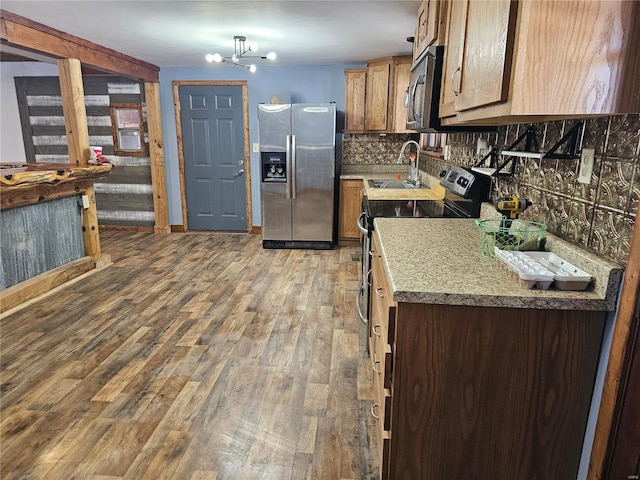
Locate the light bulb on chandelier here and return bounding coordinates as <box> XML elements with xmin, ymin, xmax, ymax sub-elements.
<box><xmin>206</xmin><ymin>35</ymin><xmax>276</xmax><ymax>72</ymax></box>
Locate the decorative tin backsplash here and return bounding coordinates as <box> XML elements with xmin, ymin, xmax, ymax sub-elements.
<box><xmin>445</xmin><ymin>114</ymin><xmax>640</xmax><ymax>266</ymax></box>
<box><xmin>342</xmin><ymin>133</ymin><xmax>418</xmax><ymax>166</ymax></box>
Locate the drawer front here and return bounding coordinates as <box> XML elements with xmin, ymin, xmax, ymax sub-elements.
<box><xmin>373</xmin><ymin>332</ymin><xmax>393</xmax><ymax>431</ymax></box>
<box><xmin>371</xmin><ymin>239</ymin><xmax>396</xmax><ymax>347</ymax></box>
<box><xmin>378</xmin><ymin>419</ymin><xmax>391</xmax><ymax>479</ymax></box>
<box><xmin>372</xmin><ymin>319</ymin><xmax>393</xmax><ymax>388</ymax></box>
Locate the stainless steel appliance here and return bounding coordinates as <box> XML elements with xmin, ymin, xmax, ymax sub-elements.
<box><xmin>405</xmin><ymin>46</ymin><xmax>494</xmax><ymax>133</ymax></box>
<box><xmin>356</xmin><ymin>165</ymin><xmax>491</xmax><ymax>327</ymax></box>
<box><xmin>258</xmin><ymin>103</ymin><xmax>336</xmax><ymax>249</ymax></box>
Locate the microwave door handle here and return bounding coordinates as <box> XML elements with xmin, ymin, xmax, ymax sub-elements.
<box><xmin>410</xmin><ymin>77</ymin><xmax>419</xmax><ymax>121</ymax></box>
<box><xmin>286</xmin><ymin>135</ymin><xmax>292</xmax><ymax>199</ymax></box>
<box><xmin>414</xmin><ymin>74</ymin><xmax>425</xmax><ymax>123</ymax></box>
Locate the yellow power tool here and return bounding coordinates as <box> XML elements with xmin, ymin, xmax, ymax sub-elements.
<box><xmin>495</xmin><ymin>196</ymin><xmax>532</xmax><ymax>219</ymax></box>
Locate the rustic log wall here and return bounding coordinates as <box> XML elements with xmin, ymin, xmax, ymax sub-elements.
<box><xmin>0</xmin><ymin>196</ymin><xmax>84</xmax><ymax>289</ymax></box>
<box><xmin>14</xmin><ymin>76</ymin><xmax>154</xmax><ymax>228</ymax></box>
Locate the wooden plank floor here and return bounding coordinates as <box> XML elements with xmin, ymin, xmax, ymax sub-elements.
<box><xmin>0</xmin><ymin>231</ymin><xmax>378</xmax><ymax>479</ymax></box>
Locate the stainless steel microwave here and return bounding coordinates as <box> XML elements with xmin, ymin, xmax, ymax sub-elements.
<box><xmin>405</xmin><ymin>45</ymin><xmax>493</xmax><ymax>133</ymax></box>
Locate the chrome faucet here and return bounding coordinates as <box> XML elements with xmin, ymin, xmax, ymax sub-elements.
<box><xmin>397</xmin><ymin>140</ymin><xmax>420</xmax><ymax>184</ymax></box>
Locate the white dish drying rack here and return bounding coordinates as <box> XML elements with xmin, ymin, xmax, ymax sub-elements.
<box><xmin>494</xmin><ymin>248</ymin><xmax>592</xmax><ymax>290</ymax></box>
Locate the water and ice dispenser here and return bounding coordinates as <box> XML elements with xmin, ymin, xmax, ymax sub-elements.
<box><xmin>261</xmin><ymin>152</ymin><xmax>287</xmax><ymax>182</ymax></box>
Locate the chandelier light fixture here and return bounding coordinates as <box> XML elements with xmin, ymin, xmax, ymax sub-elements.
<box><xmin>206</xmin><ymin>35</ymin><xmax>276</xmax><ymax>73</ymax></box>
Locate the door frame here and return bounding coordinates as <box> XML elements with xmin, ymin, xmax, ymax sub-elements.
<box><xmin>172</xmin><ymin>80</ymin><xmax>254</xmax><ymax>232</ymax></box>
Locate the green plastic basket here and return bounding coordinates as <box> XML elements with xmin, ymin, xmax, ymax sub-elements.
<box><xmin>475</xmin><ymin>217</ymin><xmax>547</xmax><ymax>259</ymax></box>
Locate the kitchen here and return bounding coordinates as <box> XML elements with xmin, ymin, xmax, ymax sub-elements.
<box><xmin>1</xmin><ymin>1</ymin><xmax>639</xmax><ymax>479</ymax></box>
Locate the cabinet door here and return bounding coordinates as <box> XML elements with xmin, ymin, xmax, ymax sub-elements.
<box><xmin>339</xmin><ymin>179</ymin><xmax>363</xmax><ymax>242</ymax></box>
<box><xmin>414</xmin><ymin>0</ymin><xmax>441</xmax><ymax>62</ymax></box>
<box><xmin>392</xmin><ymin>60</ymin><xmax>412</xmax><ymax>133</ymax></box>
<box><xmin>365</xmin><ymin>62</ymin><xmax>391</xmax><ymax>131</ymax></box>
<box><xmin>345</xmin><ymin>69</ymin><xmax>367</xmax><ymax>133</ymax></box>
<box><xmin>440</xmin><ymin>0</ymin><xmax>468</xmax><ymax>118</ymax></box>
<box><xmin>413</xmin><ymin>0</ymin><xmax>429</xmax><ymax>60</ymax></box>
<box><xmin>455</xmin><ymin>0</ymin><xmax>517</xmax><ymax>112</ymax></box>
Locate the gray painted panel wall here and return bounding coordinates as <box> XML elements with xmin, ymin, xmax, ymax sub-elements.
<box><xmin>0</xmin><ymin>196</ymin><xmax>84</xmax><ymax>289</ymax></box>
<box><xmin>14</xmin><ymin>75</ymin><xmax>154</xmax><ymax>228</ymax></box>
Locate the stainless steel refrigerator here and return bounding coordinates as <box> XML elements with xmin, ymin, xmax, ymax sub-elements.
<box><xmin>258</xmin><ymin>103</ymin><xmax>336</xmax><ymax>249</ymax></box>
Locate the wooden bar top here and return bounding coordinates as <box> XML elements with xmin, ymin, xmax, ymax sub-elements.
<box><xmin>0</xmin><ymin>162</ymin><xmax>112</xmax><ymax>189</ymax></box>
<box><xmin>1</xmin><ymin>162</ymin><xmax>113</xmax><ymax>210</ymax></box>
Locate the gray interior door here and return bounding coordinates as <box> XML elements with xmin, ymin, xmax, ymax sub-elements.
<box><xmin>179</xmin><ymin>85</ymin><xmax>247</xmax><ymax>231</ymax></box>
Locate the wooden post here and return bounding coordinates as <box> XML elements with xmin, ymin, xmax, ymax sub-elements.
<box><xmin>144</xmin><ymin>82</ymin><xmax>170</xmax><ymax>234</ymax></box>
<box><xmin>58</xmin><ymin>58</ymin><xmax>90</xmax><ymax>166</ymax></box>
<box><xmin>80</xmin><ymin>183</ymin><xmax>102</xmax><ymax>261</ymax></box>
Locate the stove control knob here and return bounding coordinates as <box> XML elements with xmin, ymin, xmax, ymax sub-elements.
<box><xmin>457</xmin><ymin>178</ymin><xmax>469</xmax><ymax>187</ymax></box>
<box><xmin>439</xmin><ymin>170</ymin><xmax>447</xmax><ymax>178</ymax></box>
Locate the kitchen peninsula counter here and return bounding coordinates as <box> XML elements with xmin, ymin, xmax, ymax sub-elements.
<box><xmin>369</xmin><ymin>216</ymin><xmax>618</xmax><ymax>479</ymax></box>
<box><xmin>374</xmin><ymin>217</ymin><xmax>623</xmax><ymax>310</ymax></box>
<box><xmin>1</xmin><ymin>162</ymin><xmax>113</xmax><ymax>312</ymax></box>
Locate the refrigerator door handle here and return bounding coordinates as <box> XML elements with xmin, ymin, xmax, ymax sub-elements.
<box><xmin>291</xmin><ymin>134</ymin><xmax>297</xmax><ymax>199</ymax></box>
<box><xmin>285</xmin><ymin>134</ymin><xmax>292</xmax><ymax>199</ymax></box>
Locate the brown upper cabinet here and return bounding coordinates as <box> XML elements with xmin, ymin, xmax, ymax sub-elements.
<box><xmin>412</xmin><ymin>0</ymin><xmax>442</xmax><ymax>63</ymax></box>
<box><xmin>345</xmin><ymin>68</ymin><xmax>368</xmax><ymax>132</ymax></box>
<box><xmin>439</xmin><ymin>0</ymin><xmax>640</xmax><ymax>125</ymax></box>
<box><xmin>345</xmin><ymin>56</ymin><xmax>412</xmax><ymax>134</ymax></box>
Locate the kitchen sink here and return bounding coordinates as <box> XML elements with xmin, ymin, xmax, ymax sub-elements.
<box><xmin>368</xmin><ymin>179</ymin><xmax>422</xmax><ymax>189</ymax></box>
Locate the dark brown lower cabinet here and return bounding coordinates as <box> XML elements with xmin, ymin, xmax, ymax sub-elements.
<box><xmin>370</xmin><ymin>234</ymin><xmax>607</xmax><ymax>479</ymax></box>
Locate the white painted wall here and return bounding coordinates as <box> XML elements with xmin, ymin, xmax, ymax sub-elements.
<box><xmin>0</xmin><ymin>62</ymin><xmax>58</xmax><ymax>162</ymax></box>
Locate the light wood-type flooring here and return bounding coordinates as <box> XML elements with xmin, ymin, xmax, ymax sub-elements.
<box><xmin>0</xmin><ymin>231</ymin><xmax>377</xmax><ymax>479</ymax></box>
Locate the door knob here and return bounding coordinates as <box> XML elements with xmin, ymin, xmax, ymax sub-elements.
<box><xmin>235</xmin><ymin>169</ymin><xmax>245</xmax><ymax>177</ymax></box>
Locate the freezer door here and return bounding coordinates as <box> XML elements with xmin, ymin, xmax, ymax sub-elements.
<box><xmin>259</xmin><ymin>104</ymin><xmax>293</xmax><ymax>241</ymax></box>
<box><xmin>291</xmin><ymin>103</ymin><xmax>336</xmax><ymax>242</ymax></box>
<box><xmin>257</xmin><ymin>104</ymin><xmax>292</xmax><ymax>152</ymax></box>
<box><xmin>261</xmin><ymin>182</ymin><xmax>292</xmax><ymax>240</ymax></box>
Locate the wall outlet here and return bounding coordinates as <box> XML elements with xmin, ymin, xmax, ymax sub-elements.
<box><xmin>252</xmin><ymin>142</ymin><xmax>260</xmax><ymax>153</ymax></box>
<box><xmin>578</xmin><ymin>148</ymin><xmax>595</xmax><ymax>184</ymax></box>
<box><xmin>477</xmin><ymin>138</ymin><xmax>489</xmax><ymax>157</ymax></box>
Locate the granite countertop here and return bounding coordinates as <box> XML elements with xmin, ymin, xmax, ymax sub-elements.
<box><xmin>373</xmin><ymin>217</ymin><xmax>623</xmax><ymax>311</ymax></box>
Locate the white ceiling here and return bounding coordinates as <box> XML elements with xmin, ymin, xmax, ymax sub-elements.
<box><xmin>1</xmin><ymin>0</ymin><xmax>420</xmax><ymax>67</ymax></box>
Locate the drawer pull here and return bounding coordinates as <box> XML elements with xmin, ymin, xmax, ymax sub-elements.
<box><xmin>371</xmin><ymin>403</ymin><xmax>380</xmax><ymax>419</ymax></box>
<box><xmin>375</xmin><ymin>287</ymin><xmax>384</xmax><ymax>298</ymax></box>
<box><xmin>372</xmin><ymin>324</ymin><xmax>381</xmax><ymax>337</ymax></box>
<box><xmin>373</xmin><ymin>360</ymin><xmax>381</xmax><ymax>374</ymax></box>
<box><xmin>451</xmin><ymin>66</ymin><xmax>462</xmax><ymax>96</ymax></box>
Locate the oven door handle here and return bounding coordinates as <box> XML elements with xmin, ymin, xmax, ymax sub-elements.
<box><xmin>356</xmin><ymin>211</ymin><xmax>368</xmax><ymax>236</ymax></box>
<box><xmin>356</xmin><ymin>286</ymin><xmax>368</xmax><ymax>324</ymax></box>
